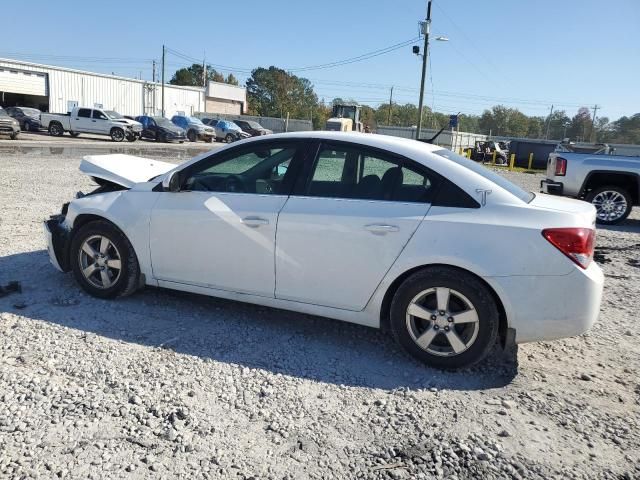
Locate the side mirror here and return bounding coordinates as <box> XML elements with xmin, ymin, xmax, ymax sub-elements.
<box><xmin>162</xmin><ymin>171</ymin><xmax>181</xmax><ymax>192</ymax></box>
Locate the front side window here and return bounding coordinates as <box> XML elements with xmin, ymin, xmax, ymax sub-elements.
<box><xmin>183</xmin><ymin>144</ymin><xmax>298</xmax><ymax>195</ymax></box>
<box><xmin>77</xmin><ymin>108</ymin><xmax>91</xmax><ymax>118</ymax></box>
<box><xmin>306</xmin><ymin>144</ymin><xmax>436</xmax><ymax>202</ymax></box>
<box><xmin>92</xmin><ymin>110</ymin><xmax>108</xmax><ymax>120</ymax></box>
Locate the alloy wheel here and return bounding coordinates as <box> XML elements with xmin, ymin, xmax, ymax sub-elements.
<box><xmin>78</xmin><ymin>235</ymin><xmax>122</xmax><ymax>289</ymax></box>
<box><xmin>405</xmin><ymin>287</ymin><xmax>479</xmax><ymax>356</ymax></box>
<box><xmin>591</xmin><ymin>190</ymin><xmax>628</xmax><ymax>223</ymax></box>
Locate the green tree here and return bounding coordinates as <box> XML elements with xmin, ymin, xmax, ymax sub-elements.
<box><xmin>246</xmin><ymin>66</ymin><xmax>318</xmax><ymax>120</ymax></box>
<box><xmin>169</xmin><ymin>63</ymin><xmax>237</xmax><ymax>87</ymax></box>
<box><xmin>225</xmin><ymin>73</ymin><xmax>239</xmax><ymax>86</ymax></box>
<box><xmin>567</xmin><ymin>107</ymin><xmax>592</xmax><ymax>142</ymax></box>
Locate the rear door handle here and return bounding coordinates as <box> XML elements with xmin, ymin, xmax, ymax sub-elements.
<box><xmin>364</xmin><ymin>224</ymin><xmax>400</xmax><ymax>235</ymax></box>
<box><xmin>241</xmin><ymin>216</ymin><xmax>269</xmax><ymax>228</ymax></box>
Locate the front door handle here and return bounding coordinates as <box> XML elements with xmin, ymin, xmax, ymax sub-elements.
<box><xmin>241</xmin><ymin>216</ymin><xmax>269</xmax><ymax>228</ymax></box>
<box><xmin>364</xmin><ymin>224</ymin><xmax>400</xmax><ymax>235</ymax></box>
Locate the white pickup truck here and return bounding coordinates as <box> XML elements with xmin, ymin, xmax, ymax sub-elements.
<box><xmin>41</xmin><ymin>107</ymin><xmax>143</xmax><ymax>142</ymax></box>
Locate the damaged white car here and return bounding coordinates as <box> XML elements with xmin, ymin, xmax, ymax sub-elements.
<box><xmin>45</xmin><ymin>132</ymin><xmax>603</xmax><ymax>369</ymax></box>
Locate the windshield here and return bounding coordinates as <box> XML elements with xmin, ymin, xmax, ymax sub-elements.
<box><xmin>433</xmin><ymin>149</ymin><xmax>534</xmax><ymax>203</ymax></box>
<box><xmin>188</xmin><ymin>117</ymin><xmax>204</xmax><ymax>125</ymax></box>
<box><xmin>21</xmin><ymin>108</ymin><xmax>40</xmax><ymax>117</ymax></box>
<box><xmin>104</xmin><ymin>110</ymin><xmax>124</xmax><ymax>119</ymax></box>
<box><xmin>153</xmin><ymin>117</ymin><xmax>175</xmax><ymax>128</ymax></box>
<box><xmin>0</xmin><ymin>109</ymin><xmax>9</xmax><ymax>118</ymax></box>
<box><xmin>247</xmin><ymin>121</ymin><xmax>263</xmax><ymax>129</ymax></box>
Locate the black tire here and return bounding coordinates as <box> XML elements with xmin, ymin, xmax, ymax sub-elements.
<box><xmin>390</xmin><ymin>266</ymin><xmax>499</xmax><ymax>370</ymax></box>
<box><xmin>187</xmin><ymin>129</ymin><xmax>197</xmax><ymax>142</ymax></box>
<box><xmin>49</xmin><ymin>122</ymin><xmax>64</xmax><ymax>137</ymax></box>
<box><xmin>110</xmin><ymin>128</ymin><xmax>125</xmax><ymax>142</ymax></box>
<box><xmin>225</xmin><ymin>133</ymin><xmax>234</xmax><ymax>143</ymax></box>
<box><xmin>23</xmin><ymin>122</ymin><xmax>31</xmax><ymax>132</ymax></box>
<box><xmin>156</xmin><ymin>132</ymin><xmax>166</xmax><ymax>143</ymax></box>
<box><xmin>585</xmin><ymin>185</ymin><xmax>633</xmax><ymax>225</ymax></box>
<box><xmin>126</xmin><ymin>133</ymin><xmax>137</xmax><ymax>142</ymax></box>
<box><xmin>205</xmin><ymin>136</ymin><xmax>213</xmax><ymax>143</ymax></box>
<box><xmin>69</xmin><ymin>131</ymin><xmax>80</xmax><ymax>138</ymax></box>
<box><xmin>70</xmin><ymin>220</ymin><xmax>140</xmax><ymax>299</ymax></box>
<box><xmin>10</xmin><ymin>133</ymin><xmax>18</xmax><ymax>140</ymax></box>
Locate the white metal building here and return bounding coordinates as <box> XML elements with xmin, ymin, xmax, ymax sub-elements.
<box><xmin>0</xmin><ymin>58</ymin><xmax>246</xmax><ymax>118</ymax></box>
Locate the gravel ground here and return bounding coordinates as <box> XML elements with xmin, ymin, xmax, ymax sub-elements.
<box><xmin>1</xmin><ymin>147</ymin><xmax>639</xmax><ymax>479</ymax></box>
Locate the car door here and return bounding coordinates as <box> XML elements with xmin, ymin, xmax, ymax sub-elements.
<box><xmin>275</xmin><ymin>141</ymin><xmax>439</xmax><ymax>311</ymax></box>
<box><xmin>73</xmin><ymin>108</ymin><xmax>93</xmax><ymax>132</ymax></box>
<box><xmin>90</xmin><ymin>109</ymin><xmax>110</xmax><ymax>134</ymax></box>
<box><xmin>149</xmin><ymin>140</ymin><xmax>306</xmax><ymax>297</ymax></box>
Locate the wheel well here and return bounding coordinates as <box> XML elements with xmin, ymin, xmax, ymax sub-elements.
<box><xmin>379</xmin><ymin>264</ymin><xmax>509</xmax><ymax>346</ymax></box>
<box><xmin>582</xmin><ymin>172</ymin><xmax>639</xmax><ymax>204</ymax></box>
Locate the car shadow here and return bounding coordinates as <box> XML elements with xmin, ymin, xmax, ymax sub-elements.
<box><xmin>598</xmin><ymin>217</ymin><xmax>640</xmax><ymax>233</ymax></box>
<box><xmin>0</xmin><ymin>250</ymin><xmax>518</xmax><ymax>391</ymax></box>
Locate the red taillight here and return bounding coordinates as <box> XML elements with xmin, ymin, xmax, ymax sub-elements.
<box><xmin>555</xmin><ymin>157</ymin><xmax>567</xmax><ymax>176</ymax></box>
<box><xmin>542</xmin><ymin>228</ymin><xmax>595</xmax><ymax>269</ymax></box>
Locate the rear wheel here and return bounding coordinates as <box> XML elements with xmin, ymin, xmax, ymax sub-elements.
<box><xmin>49</xmin><ymin>122</ymin><xmax>64</xmax><ymax>137</ymax></box>
<box><xmin>110</xmin><ymin>128</ymin><xmax>125</xmax><ymax>142</ymax></box>
<box><xmin>70</xmin><ymin>221</ymin><xmax>140</xmax><ymax>299</ymax></box>
<box><xmin>586</xmin><ymin>185</ymin><xmax>632</xmax><ymax>225</ymax></box>
<box><xmin>390</xmin><ymin>267</ymin><xmax>499</xmax><ymax>370</ymax></box>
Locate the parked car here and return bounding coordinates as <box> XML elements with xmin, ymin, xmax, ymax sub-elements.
<box><xmin>171</xmin><ymin>115</ymin><xmax>215</xmax><ymax>143</ymax></box>
<box><xmin>4</xmin><ymin>106</ymin><xmax>42</xmax><ymax>132</ymax></box>
<box><xmin>0</xmin><ymin>107</ymin><xmax>20</xmax><ymax>139</ymax></box>
<box><xmin>205</xmin><ymin>119</ymin><xmax>250</xmax><ymax>143</ymax></box>
<box><xmin>541</xmin><ymin>147</ymin><xmax>640</xmax><ymax>224</ymax></box>
<box><xmin>135</xmin><ymin>116</ymin><xmax>187</xmax><ymax>143</ymax></box>
<box><xmin>44</xmin><ymin>132</ymin><xmax>603</xmax><ymax>370</ymax></box>
<box><xmin>466</xmin><ymin>140</ymin><xmax>508</xmax><ymax>164</ymax></box>
<box><xmin>233</xmin><ymin>119</ymin><xmax>273</xmax><ymax>137</ymax></box>
<box><xmin>41</xmin><ymin>107</ymin><xmax>142</xmax><ymax>142</ymax></box>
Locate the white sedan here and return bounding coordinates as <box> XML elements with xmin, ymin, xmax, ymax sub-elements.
<box><xmin>44</xmin><ymin>132</ymin><xmax>603</xmax><ymax>369</ymax></box>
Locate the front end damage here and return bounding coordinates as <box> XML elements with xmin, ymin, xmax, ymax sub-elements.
<box><xmin>44</xmin><ymin>203</ymin><xmax>72</xmax><ymax>272</ymax></box>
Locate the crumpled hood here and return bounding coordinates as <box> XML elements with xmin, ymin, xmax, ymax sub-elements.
<box><xmin>80</xmin><ymin>154</ymin><xmax>175</xmax><ymax>188</ymax></box>
<box><xmin>114</xmin><ymin>118</ymin><xmax>142</xmax><ymax>128</ymax></box>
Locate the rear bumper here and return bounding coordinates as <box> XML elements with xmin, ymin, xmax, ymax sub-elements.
<box><xmin>540</xmin><ymin>179</ymin><xmax>564</xmax><ymax>195</ymax></box>
<box><xmin>44</xmin><ymin>216</ymin><xmax>71</xmax><ymax>272</ymax></box>
<box><xmin>487</xmin><ymin>262</ymin><xmax>604</xmax><ymax>344</ymax></box>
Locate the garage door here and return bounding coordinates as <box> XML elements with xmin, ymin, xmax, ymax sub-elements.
<box><xmin>0</xmin><ymin>68</ymin><xmax>48</xmax><ymax>96</ymax></box>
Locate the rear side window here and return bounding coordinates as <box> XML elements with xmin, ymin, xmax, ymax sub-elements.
<box><xmin>77</xmin><ymin>109</ymin><xmax>91</xmax><ymax>118</ymax></box>
<box><xmin>433</xmin><ymin>149</ymin><xmax>534</xmax><ymax>203</ymax></box>
<box><xmin>306</xmin><ymin>144</ymin><xmax>437</xmax><ymax>203</ymax></box>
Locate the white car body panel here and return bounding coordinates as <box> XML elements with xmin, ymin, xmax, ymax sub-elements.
<box><xmin>150</xmin><ymin>192</ymin><xmax>287</xmax><ymax>297</ymax></box>
<box><xmin>48</xmin><ymin>132</ymin><xmax>604</xmax><ymax>347</ymax></box>
<box><xmin>275</xmin><ymin>196</ymin><xmax>430</xmax><ymax>310</ymax></box>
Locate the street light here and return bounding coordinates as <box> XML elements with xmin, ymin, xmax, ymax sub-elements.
<box><xmin>414</xmin><ymin>3</ymin><xmax>449</xmax><ymax>139</ymax></box>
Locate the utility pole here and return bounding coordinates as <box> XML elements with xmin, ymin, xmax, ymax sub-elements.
<box><xmin>544</xmin><ymin>104</ymin><xmax>554</xmax><ymax>139</ymax></box>
<box><xmin>590</xmin><ymin>104</ymin><xmax>599</xmax><ymax>142</ymax></box>
<box><xmin>387</xmin><ymin>86</ymin><xmax>394</xmax><ymax>124</ymax></box>
<box><xmin>161</xmin><ymin>45</ymin><xmax>166</xmax><ymax>117</ymax></box>
<box><xmin>416</xmin><ymin>0</ymin><xmax>432</xmax><ymax>140</ymax></box>
<box><xmin>152</xmin><ymin>60</ymin><xmax>156</xmax><ymax>83</ymax></box>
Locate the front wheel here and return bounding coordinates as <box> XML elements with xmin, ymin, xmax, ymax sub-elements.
<box><xmin>187</xmin><ymin>130</ymin><xmax>197</xmax><ymax>142</ymax></box>
<box><xmin>126</xmin><ymin>133</ymin><xmax>137</xmax><ymax>142</ymax></box>
<box><xmin>23</xmin><ymin>122</ymin><xmax>31</xmax><ymax>132</ymax></box>
<box><xmin>70</xmin><ymin>220</ymin><xmax>140</xmax><ymax>299</ymax></box>
<box><xmin>110</xmin><ymin>128</ymin><xmax>125</xmax><ymax>142</ymax></box>
<box><xmin>69</xmin><ymin>131</ymin><xmax>80</xmax><ymax>138</ymax></box>
<box><xmin>585</xmin><ymin>185</ymin><xmax>632</xmax><ymax>225</ymax></box>
<box><xmin>225</xmin><ymin>133</ymin><xmax>235</xmax><ymax>143</ymax></box>
<box><xmin>390</xmin><ymin>267</ymin><xmax>499</xmax><ymax>370</ymax></box>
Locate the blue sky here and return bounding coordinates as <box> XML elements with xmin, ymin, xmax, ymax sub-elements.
<box><xmin>3</xmin><ymin>0</ymin><xmax>638</xmax><ymax>120</ymax></box>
